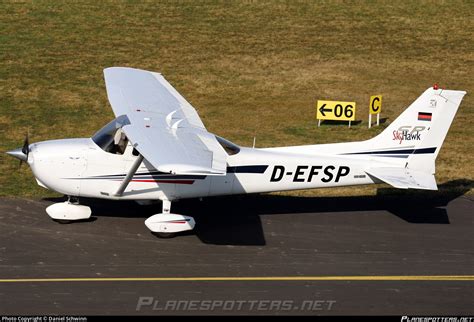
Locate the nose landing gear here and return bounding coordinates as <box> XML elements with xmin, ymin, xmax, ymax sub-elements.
<box><xmin>46</xmin><ymin>196</ymin><xmax>92</xmax><ymax>223</ymax></box>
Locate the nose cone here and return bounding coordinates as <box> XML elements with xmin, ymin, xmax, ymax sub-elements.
<box><xmin>6</xmin><ymin>148</ymin><xmax>28</xmax><ymax>162</ymax></box>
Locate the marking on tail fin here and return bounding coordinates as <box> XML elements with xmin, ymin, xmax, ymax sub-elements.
<box><xmin>418</xmin><ymin>112</ymin><xmax>432</xmax><ymax>121</ymax></box>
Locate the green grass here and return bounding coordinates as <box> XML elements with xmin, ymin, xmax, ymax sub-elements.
<box><xmin>0</xmin><ymin>1</ymin><xmax>472</xmax><ymax>198</ymax></box>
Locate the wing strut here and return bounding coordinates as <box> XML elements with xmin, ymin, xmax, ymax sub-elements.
<box><xmin>114</xmin><ymin>154</ymin><xmax>144</xmax><ymax>196</ymax></box>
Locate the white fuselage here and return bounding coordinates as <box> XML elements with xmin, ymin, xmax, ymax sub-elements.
<box><xmin>27</xmin><ymin>136</ymin><xmax>397</xmax><ymax>202</ymax></box>
<box><xmin>22</xmin><ymin>87</ymin><xmax>468</xmax><ymax>204</ymax></box>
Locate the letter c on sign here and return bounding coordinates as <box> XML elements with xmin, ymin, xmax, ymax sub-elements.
<box><xmin>371</xmin><ymin>97</ymin><xmax>380</xmax><ymax>113</ymax></box>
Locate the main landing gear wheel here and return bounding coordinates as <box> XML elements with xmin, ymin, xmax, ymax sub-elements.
<box><xmin>152</xmin><ymin>232</ymin><xmax>177</xmax><ymax>239</ymax></box>
<box><xmin>53</xmin><ymin>219</ymin><xmax>73</xmax><ymax>224</ymax></box>
<box><xmin>145</xmin><ymin>200</ymin><xmax>195</xmax><ymax>238</ymax></box>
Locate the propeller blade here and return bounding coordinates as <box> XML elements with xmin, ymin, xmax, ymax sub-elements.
<box><xmin>21</xmin><ymin>132</ymin><xmax>29</xmax><ymax>160</ymax></box>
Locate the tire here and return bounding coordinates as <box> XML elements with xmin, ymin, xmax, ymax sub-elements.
<box><xmin>53</xmin><ymin>219</ymin><xmax>72</xmax><ymax>224</ymax></box>
<box><xmin>152</xmin><ymin>232</ymin><xmax>176</xmax><ymax>239</ymax></box>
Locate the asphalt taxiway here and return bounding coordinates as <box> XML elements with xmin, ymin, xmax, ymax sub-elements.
<box><xmin>0</xmin><ymin>185</ymin><xmax>473</xmax><ymax>315</ymax></box>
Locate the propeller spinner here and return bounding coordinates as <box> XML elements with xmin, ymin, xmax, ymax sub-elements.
<box><xmin>6</xmin><ymin>133</ymin><xmax>30</xmax><ymax>167</ymax></box>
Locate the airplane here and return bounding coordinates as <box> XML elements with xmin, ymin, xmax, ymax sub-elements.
<box><xmin>6</xmin><ymin>67</ymin><xmax>466</xmax><ymax>237</ymax></box>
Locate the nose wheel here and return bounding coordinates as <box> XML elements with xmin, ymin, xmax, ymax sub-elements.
<box><xmin>46</xmin><ymin>196</ymin><xmax>92</xmax><ymax>222</ymax></box>
<box><xmin>145</xmin><ymin>199</ymin><xmax>195</xmax><ymax>238</ymax></box>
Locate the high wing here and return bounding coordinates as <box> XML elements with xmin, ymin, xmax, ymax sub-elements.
<box><xmin>365</xmin><ymin>167</ymin><xmax>438</xmax><ymax>190</ymax></box>
<box><xmin>104</xmin><ymin>67</ymin><xmax>227</xmax><ymax>176</ymax></box>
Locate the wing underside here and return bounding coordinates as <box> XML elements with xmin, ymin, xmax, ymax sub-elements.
<box><xmin>104</xmin><ymin>67</ymin><xmax>227</xmax><ymax>175</ymax></box>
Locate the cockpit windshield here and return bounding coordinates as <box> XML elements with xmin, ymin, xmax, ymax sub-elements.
<box><xmin>93</xmin><ymin>117</ymin><xmax>239</xmax><ymax>156</ymax></box>
<box><xmin>92</xmin><ymin>115</ymin><xmax>130</xmax><ymax>154</ymax></box>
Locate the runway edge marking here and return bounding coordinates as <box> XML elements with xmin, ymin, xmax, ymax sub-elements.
<box><xmin>0</xmin><ymin>275</ymin><xmax>473</xmax><ymax>283</ymax></box>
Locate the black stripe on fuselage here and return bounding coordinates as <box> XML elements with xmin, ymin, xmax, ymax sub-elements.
<box><xmin>87</xmin><ymin>173</ymin><xmax>207</xmax><ymax>180</ymax></box>
<box><xmin>84</xmin><ymin>165</ymin><xmax>269</xmax><ymax>180</ymax></box>
<box><xmin>343</xmin><ymin>147</ymin><xmax>437</xmax><ymax>156</ymax></box>
<box><xmin>227</xmin><ymin>165</ymin><xmax>268</xmax><ymax>173</ymax></box>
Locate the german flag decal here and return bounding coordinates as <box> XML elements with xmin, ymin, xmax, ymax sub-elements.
<box><xmin>418</xmin><ymin>112</ymin><xmax>432</xmax><ymax>121</ymax></box>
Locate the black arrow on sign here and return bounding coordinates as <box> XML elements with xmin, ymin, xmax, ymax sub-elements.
<box><xmin>319</xmin><ymin>104</ymin><xmax>332</xmax><ymax>117</ymax></box>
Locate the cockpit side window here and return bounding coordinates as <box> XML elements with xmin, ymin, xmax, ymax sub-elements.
<box><xmin>215</xmin><ymin>135</ymin><xmax>240</xmax><ymax>155</ymax></box>
<box><xmin>92</xmin><ymin>115</ymin><xmax>130</xmax><ymax>155</ymax></box>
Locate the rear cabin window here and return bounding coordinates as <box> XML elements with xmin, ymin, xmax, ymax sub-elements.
<box><xmin>215</xmin><ymin>135</ymin><xmax>240</xmax><ymax>155</ymax></box>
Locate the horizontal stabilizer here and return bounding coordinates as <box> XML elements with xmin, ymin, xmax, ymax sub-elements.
<box><xmin>365</xmin><ymin>167</ymin><xmax>438</xmax><ymax>190</ymax></box>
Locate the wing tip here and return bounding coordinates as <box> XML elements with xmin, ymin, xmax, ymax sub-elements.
<box><xmin>104</xmin><ymin>67</ymin><xmax>162</xmax><ymax>76</ymax></box>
